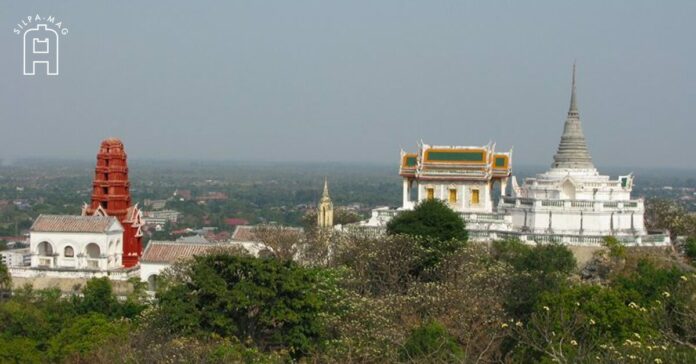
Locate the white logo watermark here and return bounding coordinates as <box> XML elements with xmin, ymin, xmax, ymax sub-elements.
<box><xmin>13</xmin><ymin>14</ymin><xmax>69</xmax><ymax>76</ymax></box>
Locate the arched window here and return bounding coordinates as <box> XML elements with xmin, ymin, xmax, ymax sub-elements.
<box><xmin>85</xmin><ymin>243</ymin><xmax>101</xmax><ymax>259</ymax></box>
<box><xmin>37</xmin><ymin>241</ymin><xmax>53</xmax><ymax>256</ymax></box>
<box><xmin>561</xmin><ymin>180</ymin><xmax>576</xmax><ymax>200</ymax></box>
<box><xmin>64</xmin><ymin>246</ymin><xmax>74</xmax><ymax>258</ymax></box>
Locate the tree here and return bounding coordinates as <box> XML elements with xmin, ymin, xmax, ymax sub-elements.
<box><xmin>0</xmin><ymin>261</ymin><xmax>11</xmax><ymax>298</ymax></box>
<box><xmin>253</xmin><ymin>224</ymin><xmax>302</xmax><ymax>261</ymax></box>
<box><xmin>47</xmin><ymin>313</ymin><xmax>130</xmax><ymax>361</ymax></box>
<box><xmin>684</xmin><ymin>237</ymin><xmax>696</xmax><ymax>262</ymax></box>
<box><xmin>74</xmin><ymin>277</ymin><xmax>119</xmax><ymax>317</ymax></box>
<box><xmin>613</xmin><ymin>259</ymin><xmax>683</xmax><ymax>307</ymax></box>
<box><xmin>332</xmin><ymin>234</ymin><xmax>427</xmax><ymax>295</ymax></box>
<box><xmin>493</xmin><ymin>239</ymin><xmax>576</xmax><ymax>275</ymax></box>
<box><xmin>645</xmin><ymin>199</ymin><xmax>696</xmax><ymax>239</ymax></box>
<box><xmin>602</xmin><ymin>236</ymin><xmax>626</xmax><ymax>259</ymax></box>
<box><xmin>155</xmin><ymin>253</ymin><xmax>330</xmax><ymax>358</ymax></box>
<box><xmin>400</xmin><ymin>320</ymin><xmax>464</xmax><ymax>363</ymax></box>
<box><xmin>0</xmin><ymin>337</ymin><xmax>43</xmax><ymax>364</ymax></box>
<box><xmin>492</xmin><ymin>239</ymin><xmax>577</xmax><ymax>320</ymax></box>
<box><xmin>387</xmin><ymin>199</ymin><xmax>468</xmax><ymax>243</ymax></box>
<box><xmin>512</xmin><ymin>284</ymin><xmax>658</xmax><ymax>363</ymax></box>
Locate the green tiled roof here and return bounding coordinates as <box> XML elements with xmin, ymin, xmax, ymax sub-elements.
<box><xmin>495</xmin><ymin>156</ymin><xmax>506</xmax><ymax>167</ymax></box>
<box><xmin>428</xmin><ymin>151</ymin><xmax>484</xmax><ymax>162</ymax></box>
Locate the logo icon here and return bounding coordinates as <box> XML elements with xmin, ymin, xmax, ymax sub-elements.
<box><xmin>24</xmin><ymin>24</ymin><xmax>59</xmax><ymax>75</ymax></box>
<box><xmin>13</xmin><ymin>15</ymin><xmax>68</xmax><ymax>76</ymax></box>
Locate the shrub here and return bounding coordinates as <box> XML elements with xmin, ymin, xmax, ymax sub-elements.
<box><xmin>400</xmin><ymin>320</ymin><xmax>464</xmax><ymax>363</ymax></box>
<box><xmin>155</xmin><ymin>253</ymin><xmax>331</xmax><ymax>358</ymax></box>
<box><xmin>387</xmin><ymin>199</ymin><xmax>468</xmax><ymax>243</ymax></box>
<box><xmin>684</xmin><ymin>237</ymin><xmax>696</xmax><ymax>261</ymax></box>
<box><xmin>603</xmin><ymin>236</ymin><xmax>626</xmax><ymax>259</ymax></box>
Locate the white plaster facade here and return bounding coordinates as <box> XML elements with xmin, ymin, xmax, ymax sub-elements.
<box><xmin>502</xmin><ymin>169</ymin><xmax>645</xmax><ymax>238</ymax></box>
<box><xmin>351</xmin><ymin>67</ymin><xmax>669</xmax><ymax>247</ymax></box>
<box><xmin>30</xmin><ymin>217</ymin><xmax>124</xmax><ymax>271</ymax></box>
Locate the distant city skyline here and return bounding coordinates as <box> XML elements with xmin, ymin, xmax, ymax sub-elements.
<box><xmin>1</xmin><ymin>1</ymin><xmax>694</xmax><ymax>169</ymax></box>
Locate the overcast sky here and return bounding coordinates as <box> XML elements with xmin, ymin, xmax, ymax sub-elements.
<box><xmin>1</xmin><ymin>1</ymin><xmax>694</xmax><ymax>169</ymax></box>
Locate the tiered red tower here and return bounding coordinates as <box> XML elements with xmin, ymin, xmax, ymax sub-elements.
<box><xmin>83</xmin><ymin>138</ymin><xmax>143</xmax><ymax>267</ymax></box>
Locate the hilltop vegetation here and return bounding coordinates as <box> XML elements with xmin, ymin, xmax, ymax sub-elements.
<box><xmin>1</xmin><ymin>201</ymin><xmax>696</xmax><ymax>363</ymax></box>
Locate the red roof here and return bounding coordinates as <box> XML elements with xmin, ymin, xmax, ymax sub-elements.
<box><xmin>141</xmin><ymin>241</ymin><xmax>217</xmax><ymax>263</ymax></box>
<box><xmin>231</xmin><ymin>225</ymin><xmax>257</xmax><ymax>241</ymax></box>
<box><xmin>225</xmin><ymin>218</ymin><xmax>249</xmax><ymax>226</ymax></box>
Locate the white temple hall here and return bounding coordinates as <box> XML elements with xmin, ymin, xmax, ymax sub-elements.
<box><xmin>356</xmin><ymin>66</ymin><xmax>669</xmax><ymax>246</ymax></box>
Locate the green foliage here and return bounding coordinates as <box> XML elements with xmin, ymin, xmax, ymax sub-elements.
<box><xmin>156</xmin><ymin>253</ymin><xmax>329</xmax><ymax>358</ymax></box>
<box><xmin>74</xmin><ymin>277</ymin><xmax>119</xmax><ymax>316</ymax></box>
<box><xmin>603</xmin><ymin>236</ymin><xmax>627</xmax><ymax>258</ymax></box>
<box><xmin>207</xmin><ymin>338</ymin><xmax>289</xmax><ymax>363</ymax></box>
<box><xmin>0</xmin><ymin>337</ymin><xmax>43</xmax><ymax>364</ymax></box>
<box><xmin>0</xmin><ymin>261</ymin><xmax>11</xmax><ymax>297</ymax></box>
<box><xmin>400</xmin><ymin>320</ymin><xmax>464</xmax><ymax>363</ymax></box>
<box><xmin>494</xmin><ymin>239</ymin><xmax>576</xmax><ymax>275</ymax></box>
<box><xmin>684</xmin><ymin>237</ymin><xmax>696</xmax><ymax>262</ymax></box>
<box><xmin>538</xmin><ymin>284</ymin><xmax>658</xmax><ymax>343</ymax></box>
<box><xmin>387</xmin><ymin>199</ymin><xmax>468</xmax><ymax>243</ymax></box>
<box><xmin>613</xmin><ymin>260</ymin><xmax>683</xmax><ymax>307</ymax></box>
<box><xmin>47</xmin><ymin>313</ymin><xmax>130</xmax><ymax>361</ymax></box>
<box><xmin>493</xmin><ymin>240</ymin><xmax>577</xmax><ymax>319</ymax></box>
<box><xmin>385</xmin><ymin>200</ymin><xmax>468</xmax><ymax>273</ymax></box>
<box><xmin>72</xmin><ymin>277</ymin><xmax>146</xmax><ymax>319</ymax></box>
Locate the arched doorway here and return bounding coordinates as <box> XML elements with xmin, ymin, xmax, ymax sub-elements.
<box><xmin>85</xmin><ymin>243</ymin><xmax>101</xmax><ymax>259</ymax></box>
<box><xmin>37</xmin><ymin>241</ymin><xmax>53</xmax><ymax>256</ymax></box>
<box><xmin>147</xmin><ymin>274</ymin><xmax>158</xmax><ymax>291</ymax></box>
<box><xmin>561</xmin><ymin>180</ymin><xmax>576</xmax><ymax>200</ymax></box>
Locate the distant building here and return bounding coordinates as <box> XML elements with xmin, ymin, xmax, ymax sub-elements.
<box><xmin>317</xmin><ymin>178</ymin><xmax>334</xmax><ymax>229</ymax></box>
<box><xmin>175</xmin><ymin>234</ymin><xmax>210</xmax><ymax>244</ymax></box>
<box><xmin>140</xmin><ymin>240</ymin><xmax>267</xmax><ymax>291</ymax></box>
<box><xmin>144</xmin><ymin>199</ymin><xmax>168</xmax><ymax>210</ymax></box>
<box><xmin>142</xmin><ymin>210</ymin><xmax>181</xmax><ymax>225</ymax></box>
<box><xmin>8</xmin><ymin>139</ymin><xmax>143</xmax><ymax>283</ymax></box>
<box><xmin>173</xmin><ymin>189</ymin><xmax>192</xmax><ymax>201</ymax></box>
<box><xmin>231</xmin><ymin>225</ymin><xmax>257</xmax><ymax>241</ymax></box>
<box><xmin>195</xmin><ymin>192</ymin><xmax>228</xmax><ymax>202</ymax></box>
<box><xmin>231</xmin><ymin>225</ymin><xmax>304</xmax><ymax>243</ymax></box>
<box><xmin>82</xmin><ymin>138</ymin><xmax>144</xmax><ymax>267</ymax></box>
<box><xmin>355</xmin><ymin>65</ymin><xmax>669</xmax><ymax>246</ymax></box>
<box><xmin>29</xmin><ymin>215</ymin><xmax>124</xmax><ymax>271</ymax></box>
<box><xmin>1</xmin><ymin>248</ymin><xmax>31</xmax><ymax>267</ymax></box>
<box><xmin>225</xmin><ymin>218</ymin><xmax>250</xmax><ymax>227</ymax></box>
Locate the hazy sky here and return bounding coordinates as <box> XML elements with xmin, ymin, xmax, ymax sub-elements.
<box><xmin>1</xmin><ymin>1</ymin><xmax>694</xmax><ymax>169</ymax></box>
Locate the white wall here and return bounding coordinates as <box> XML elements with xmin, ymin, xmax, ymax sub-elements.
<box><xmin>30</xmin><ymin>230</ymin><xmax>123</xmax><ymax>271</ymax></box>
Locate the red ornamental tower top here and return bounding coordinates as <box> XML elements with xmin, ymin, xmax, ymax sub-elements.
<box><xmin>83</xmin><ymin>138</ymin><xmax>143</xmax><ymax>267</ymax></box>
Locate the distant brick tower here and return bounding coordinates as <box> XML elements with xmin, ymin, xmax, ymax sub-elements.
<box><xmin>83</xmin><ymin>138</ymin><xmax>143</xmax><ymax>267</ymax></box>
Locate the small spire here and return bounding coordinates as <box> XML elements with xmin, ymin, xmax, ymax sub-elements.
<box><xmin>322</xmin><ymin>177</ymin><xmax>329</xmax><ymax>198</ymax></box>
<box><xmin>569</xmin><ymin>62</ymin><xmax>578</xmax><ymax>115</ymax></box>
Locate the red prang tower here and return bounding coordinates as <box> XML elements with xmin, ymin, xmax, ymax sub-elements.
<box><xmin>83</xmin><ymin>138</ymin><xmax>143</xmax><ymax>267</ymax></box>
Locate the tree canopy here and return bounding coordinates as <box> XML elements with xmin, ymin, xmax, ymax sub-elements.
<box><xmin>387</xmin><ymin>199</ymin><xmax>468</xmax><ymax>242</ymax></box>
<box><xmin>155</xmin><ymin>253</ymin><xmax>331</xmax><ymax>358</ymax></box>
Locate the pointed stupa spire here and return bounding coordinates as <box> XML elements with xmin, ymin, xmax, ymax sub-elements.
<box><xmin>569</xmin><ymin>62</ymin><xmax>578</xmax><ymax>115</ymax></box>
<box><xmin>551</xmin><ymin>64</ymin><xmax>594</xmax><ymax>169</ymax></box>
<box><xmin>322</xmin><ymin>177</ymin><xmax>330</xmax><ymax>198</ymax></box>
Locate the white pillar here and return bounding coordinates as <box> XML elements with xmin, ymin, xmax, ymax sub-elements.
<box><xmin>402</xmin><ymin>179</ymin><xmax>409</xmax><ymax>208</ymax></box>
